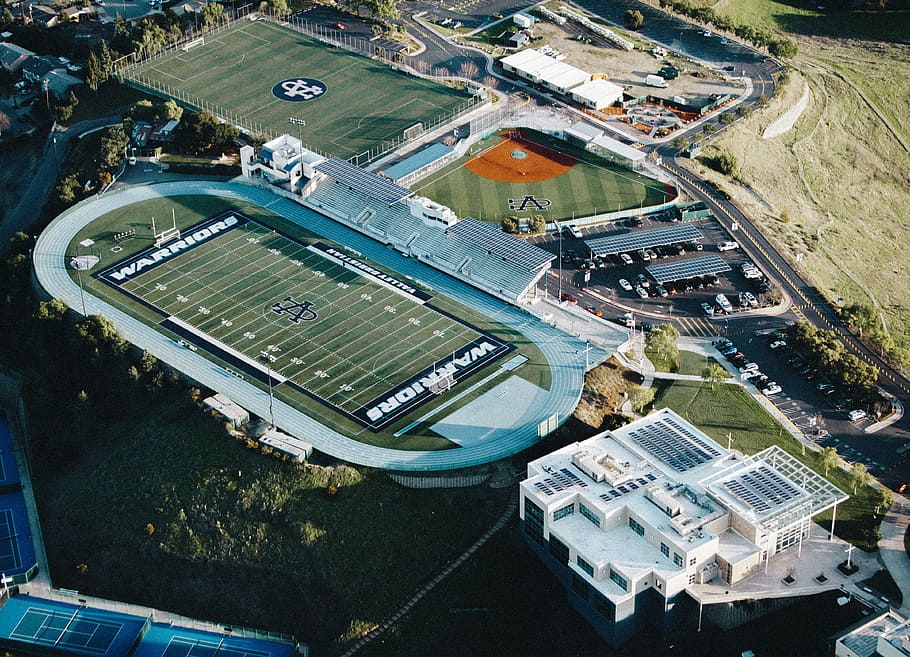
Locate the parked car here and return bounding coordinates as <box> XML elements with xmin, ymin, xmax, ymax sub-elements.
<box><xmin>560</xmin><ymin>292</ymin><xmax>577</xmax><ymax>304</ymax></box>
<box><xmin>761</xmin><ymin>383</ymin><xmax>782</xmax><ymax>395</ymax></box>
<box><xmin>585</xmin><ymin>305</ymin><xmax>603</xmax><ymax>317</ymax></box>
<box><xmin>637</xmin><ymin>273</ymin><xmax>650</xmax><ymax>288</ymax></box>
<box><xmin>717</xmin><ymin>241</ymin><xmax>739</xmax><ymax>252</ymax></box>
<box><xmin>739</xmin><ymin>362</ymin><xmax>759</xmax><ymax>374</ymax></box>
<box><xmin>619</xmin><ymin>278</ymin><xmax>633</xmax><ymax>291</ymax></box>
<box><xmin>655</xmin><ymin>285</ymin><xmax>669</xmax><ymax>298</ymax></box>
<box><xmin>635</xmin><ymin>286</ymin><xmax>649</xmax><ymax>299</ymax></box>
<box><xmin>702</xmin><ymin>302</ymin><xmax>716</xmax><ymax>316</ymax></box>
<box><xmin>620</xmin><ymin>253</ymin><xmax>634</xmax><ymax>266</ymax></box>
<box><xmin>769</xmin><ymin>340</ymin><xmax>788</xmax><ymax>350</ymax></box>
<box><xmin>847</xmin><ymin>409</ymin><xmax>867</xmax><ymax>422</ymax></box>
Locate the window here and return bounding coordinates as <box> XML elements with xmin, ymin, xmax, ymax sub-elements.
<box><xmin>594</xmin><ymin>594</ymin><xmax>613</xmax><ymax>619</ymax></box>
<box><xmin>610</xmin><ymin>569</ymin><xmax>628</xmax><ymax>592</ymax></box>
<box><xmin>549</xmin><ymin>535</ymin><xmax>569</xmax><ymax>565</ymax></box>
<box><xmin>689</xmin><ymin>556</ymin><xmax>697</xmax><ymax>566</ymax></box>
<box><xmin>629</xmin><ymin>517</ymin><xmax>644</xmax><ymax>536</ymax></box>
<box><xmin>673</xmin><ymin>552</ymin><xmax>683</xmax><ymax>568</ymax></box>
<box><xmin>579</xmin><ymin>503</ymin><xmax>601</xmax><ymax>528</ymax></box>
<box><xmin>524</xmin><ymin>498</ymin><xmax>544</xmax><ymax>545</ymax></box>
<box><xmin>689</xmin><ymin>573</ymin><xmax>697</xmax><ymax>585</ymax></box>
<box><xmin>571</xmin><ymin>572</ymin><xmax>589</xmax><ymax>600</ymax></box>
<box><xmin>660</xmin><ymin>542</ymin><xmax>670</xmax><ymax>558</ymax></box>
<box><xmin>553</xmin><ymin>503</ymin><xmax>574</xmax><ymax>521</ymax></box>
<box><xmin>577</xmin><ymin>556</ymin><xmax>594</xmax><ymax>577</ymax></box>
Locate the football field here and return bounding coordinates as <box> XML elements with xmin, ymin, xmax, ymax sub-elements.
<box><xmin>96</xmin><ymin>211</ymin><xmax>510</xmax><ymax>430</ymax></box>
<box><xmin>123</xmin><ymin>19</ymin><xmax>473</xmax><ymax>160</ymax></box>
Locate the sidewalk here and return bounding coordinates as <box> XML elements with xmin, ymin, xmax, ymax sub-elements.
<box><xmin>878</xmin><ymin>495</ymin><xmax>910</xmax><ymax>614</ymax></box>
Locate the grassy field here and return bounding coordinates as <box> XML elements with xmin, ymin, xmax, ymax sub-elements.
<box><xmin>71</xmin><ymin>195</ymin><xmax>551</xmax><ymax>449</ymax></box>
<box><xmin>646</xmin><ymin>347</ymin><xmax>730</xmax><ymax>376</ymax></box>
<box><xmin>654</xmin><ymin>380</ymin><xmax>884</xmax><ymax>550</ymax></box>
<box><xmin>679</xmin><ymin>0</ymin><xmax>910</xmax><ymax>368</ymax></box>
<box><xmin>412</xmin><ymin>129</ymin><xmax>673</xmax><ymax>223</ymax></box>
<box><xmin>123</xmin><ymin>19</ymin><xmax>473</xmax><ymax>160</ymax></box>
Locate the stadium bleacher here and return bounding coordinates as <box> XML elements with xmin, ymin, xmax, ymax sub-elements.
<box><xmin>302</xmin><ymin>169</ymin><xmax>554</xmax><ymax>302</ymax></box>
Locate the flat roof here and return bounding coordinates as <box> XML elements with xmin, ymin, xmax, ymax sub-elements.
<box><xmin>591</xmin><ymin>134</ymin><xmax>647</xmax><ymax>162</ymax></box>
<box><xmin>382</xmin><ymin>142</ymin><xmax>453</xmax><ymax>181</ymax></box>
<box><xmin>448</xmin><ymin>218</ymin><xmax>554</xmax><ymax>271</ymax></box>
<box><xmin>571</xmin><ymin>78</ymin><xmax>623</xmax><ymax>103</ymax></box>
<box><xmin>564</xmin><ymin>121</ymin><xmax>603</xmax><ymax>143</ymax></box>
<box><xmin>617</xmin><ymin>409</ymin><xmax>725</xmax><ymax>473</ymax></box>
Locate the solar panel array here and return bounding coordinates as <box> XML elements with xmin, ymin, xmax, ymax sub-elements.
<box><xmin>448</xmin><ymin>218</ymin><xmax>555</xmax><ymax>271</ymax></box>
<box><xmin>627</xmin><ymin>415</ymin><xmax>722</xmax><ymax>473</ymax></box>
<box><xmin>597</xmin><ymin>472</ymin><xmax>659</xmax><ymax>504</ymax></box>
<box><xmin>722</xmin><ymin>465</ymin><xmax>804</xmax><ymax>514</ymax></box>
<box><xmin>646</xmin><ymin>255</ymin><xmax>732</xmax><ymax>284</ymax></box>
<box><xmin>532</xmin><ymin>467</ymin><xmax>590</xmax><ymax>497</ymax></box>
<box><xmin>584</xmin><ymin>225</ymin><xmax>703</xmax><ymax>256</ymax></box>
<box><xmin>315</xmin><ymin>158</ymin><xmax>411</xmax><ymax>204</ymax></box>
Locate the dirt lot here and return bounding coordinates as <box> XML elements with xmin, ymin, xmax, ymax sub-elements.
<box><xmin>531</xmin><ymin>18</ymin><xmax>738</xmax><ymax>101</ymax></box>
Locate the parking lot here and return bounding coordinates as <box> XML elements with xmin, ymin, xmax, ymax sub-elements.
<box><xmin>528</xmin><ymin>211</ymin><xmax>778</xmax><ymax>331</ymax></box>
<box><xmin>710</xmin><ymin>333</ymin><xmax>899</xmax><ymax>480</ymax></box>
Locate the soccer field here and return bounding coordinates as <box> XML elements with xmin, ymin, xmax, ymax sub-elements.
<box><xmin>96</xmin><ymin>211</ymin><xmax>511</xmax><ymax>430</ymax></box>
<box><xmin>124</xmin><ymin>19</ymin><xmax>474</xmax><ymax>161</ymax></box>
<box><xmin>412</xmin><ymin>129</ymin><xmax>674</xmax><ymax>222</ymax></box>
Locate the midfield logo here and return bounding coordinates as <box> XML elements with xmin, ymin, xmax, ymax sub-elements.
<box><xmin>271</xmin><ymin>78</ymin><xmax>328</xmax><ymax>102</ymax></box>
<box><xmin>271</xmin><ymin>297</ymin><xmax>318</xmax><ymax>323</ymax></box>
<box><xmin>508</xmin><ymin>195</ymin><xmax>552</xmax><ymax>212</ymax></box>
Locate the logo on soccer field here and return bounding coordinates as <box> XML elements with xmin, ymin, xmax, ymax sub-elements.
<box><xmin>271</xmin><ymin>297</ymin><xmax>318</xmax><ymax>323</ymax></box>
<box><xmin>272</xmin><ymin>78</ymin><xmax>327</xmax><ymax>102</ymax></box>
<box><xmin>508</xmin><ymin>195</ymin><xmax>552</xmax><ymax>212</ymax></box>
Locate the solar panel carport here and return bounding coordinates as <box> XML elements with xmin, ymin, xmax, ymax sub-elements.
<box><xmin>645</xmin><ymin>255</ymin><xmax>732</xmax><ymax>284</ymax></box>
<box><xmin>584</xmin><ymin>225</ymin><xmax>702</xmax><ymax>256</ymax></box>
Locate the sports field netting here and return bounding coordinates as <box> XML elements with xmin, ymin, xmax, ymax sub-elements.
<box><xmin>132</xmin><ymin>624</ymin><xmax>295</xmax><ymax>657</ymax></box>
<box><xmin>123</xmin><ymin>19</ymin><xmax>473</xmax><ymax>160</ymax></box>
<box><xmin>96</xmin><ymin>211</ymin><xmax>511</xmax><ymax>430</ymax></box>
<box><xmin>412</xmin><ymin>129</ymin><xmax>674</xmax><ymax>222</ymax></box>
<box><xmin>0</xmin><ymin>508</ymin><xmax>21</xmax><ymax>572</ymax></box>
<box><xmin>10</xmin><ymin>607</ymin><xmax>123</xmax><ymax>654</ymax></box>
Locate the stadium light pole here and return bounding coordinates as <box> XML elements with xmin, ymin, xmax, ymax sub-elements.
<box><xmin>289</xmin><ymin>116</ymin><xmax>305</xmax><ymax>147</ymax></box>
<box><xmin>259</xmin><ymin>352</ymin><xmax>275</xmax><ymax>429</ymax></box>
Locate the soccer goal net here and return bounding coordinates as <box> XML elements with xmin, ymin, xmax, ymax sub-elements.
<box><xmin>181</xmin><ymin>37</ymin><xmax>205</xmax><ymax>52</ymax></box>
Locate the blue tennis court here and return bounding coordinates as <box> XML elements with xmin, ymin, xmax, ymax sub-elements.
<box><xmin>0</xmin><ymin>596</ymin><xmax>146</xmax><ymax>657</ymax></box>
<box><xmin>0</xmin><ymin>415</ymin><xmax>20</xmax><ymax>488</ymax></box>
<box><xmin>133</xmin><ymin>625</ymin><xmax>295</xmax><ymax>657</ymax></box>
<box><xmin>0</xmin><ymin>493</ymin><xmax>34</xmax><ymax>575</ymax></box>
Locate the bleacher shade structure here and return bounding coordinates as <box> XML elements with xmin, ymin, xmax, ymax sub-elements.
<box><xmin>584</xmin><ymin>225</ymin><xmax>703</xmax><ymax>256</ymax></box>
<box><xmin>314</xmin><ymin>158</ymin><xmax>410</xmax><ymax>204</ymax></box>
<box><xmin>303</xmin><ymin>166</ymin><xmax>554</xmax><ymax>302</ymax></box>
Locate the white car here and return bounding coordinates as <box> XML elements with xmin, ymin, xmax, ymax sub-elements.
<box><xmin>620</xmin><ymin>253</ymin><xmax>633</xmax><ymax>266</ymax></box>
<box><xmin>761</xmin><ymin>383</ymin><xmax>782</xmax><ymax>395</ymax></box>
<box><xmin>848</xmin><ymin>409</ymin><xmax>867</xmax><ymax>422</ymax></box>
<box><xmin>742</xmin><ymin>292</ymin><xmax>759</xmax><ymax>307</ymax></box>
<box><xmin>634</xmin><ymin>286</ymin><xmax>649</xmax><ymax>299</ymax></box>
<box><xmin>738</xmin><ymin>362</ymin><xmax>759</xmax><ymax>374</ymax></box>
<box><xmin>718</xmin><ymin>241</ymin><xmax>739</xmax><ymax>252</ymax></box>
<box><xmin>618</xmin><ymin>278</ymin><xmax>633</xmax><ymax>291</ymax></box>
<box><xmin>769</xmin><ymin>340</ymin><xmax>787</xmax><ymax>350</ymax></box>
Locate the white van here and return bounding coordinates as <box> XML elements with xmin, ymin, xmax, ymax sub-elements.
<box><xmin>848</xmin><ymin>409</ymin><xmax>867</xmax><ymax>422</ymax></box>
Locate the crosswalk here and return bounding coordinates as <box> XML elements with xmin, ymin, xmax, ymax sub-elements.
<box><xmin>672</xmin><ymin>316</ymin><xmax>750</xmax><ymax>337</ymax></box>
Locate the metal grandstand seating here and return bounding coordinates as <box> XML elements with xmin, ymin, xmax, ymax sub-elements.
<box><xmin>302</xmin><ymin>169</ymin><xmax>552</xmax><ymax>301</ymax></box>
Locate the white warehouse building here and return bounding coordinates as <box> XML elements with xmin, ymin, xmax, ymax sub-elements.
<box><xmin>571</xmin><ymin>78</ymin><xmax>624</xmax><ymax>110</ymax></box>
<box><xmin>519</xmin><ymin>408</ymin><xmax>848</xmax><ymax>647</ymax></box>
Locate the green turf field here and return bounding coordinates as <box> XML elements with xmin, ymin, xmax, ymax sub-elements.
<box><xmin>123</xmin><ymin>19</ymin><xmax>474</xmax><ymax>160</ymax></box>
<box><xmin>96</xmin><ymin>211</ymin><xmax>510</xmax><ymax>430</ymax></box>
<box><xmin>411</xmin><ymin>129</ymin><xmax>674</xmax><ymax>223</ymax></box>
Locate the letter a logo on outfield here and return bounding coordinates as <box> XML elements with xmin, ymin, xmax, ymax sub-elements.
<box><xmin>271</xmin><ymin>297</ymin><xmax>318</xmax><ymax>323</ymax></box>
<box><xmin>508</xmin><ymin>195</ymin><xmax>552</xmax><ymax>212</ymax></box>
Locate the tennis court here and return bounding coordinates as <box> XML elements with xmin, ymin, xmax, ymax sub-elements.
<box><xmin>0</xmin><ymin>415</ymin><xmax>19</xmax><ymax>488</ymax></box>
<box><xmin>0</xmin><ymin>494</ymin><xmax>35</xmax><ymax>576</ymax></box>
<box><xmin>0</xmin><ymin>508</ymin><xmax>21</xmax><ymax>572</ymax></box>
<box><xmin>133</xmin><ymin>624</ymin><xmax>295</xmax><ymax>657</ymax></box>
<box><xmin>0</xmin><ymin>597</ymin><xmax>146</xmax><ymax>657</ymax></box>
<box><xmin>94</xmin><ymin>210</ymin><xmax>511</xmax><ymax>430</ymax></box>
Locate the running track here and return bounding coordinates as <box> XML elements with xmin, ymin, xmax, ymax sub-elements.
<box><xmin>33</xmin><ymin>181</ymin><xmax>592</xmax><ymax>471</ymax></box>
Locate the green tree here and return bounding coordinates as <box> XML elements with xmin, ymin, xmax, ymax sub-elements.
<box><xmin>0</xmin><ymin>111</ymin><xmax>8</xmax><ymax>137</ymax></box>
<box><xmin>701</xmin><ymin>362</ymin><xmax>726</xmax><ymax>390</ymax></box>
<box><xmin>869</xmin><ymin>329</ymin><xmax>895</xmax><ymax>357</ymax></box>
<box><xmin>627</xmin><ymin>385</ymin><xmax>655</xmax><ymax>413</ymax></box>
<box><xmin>161</xmin><ymin>99</ymin><xmax>183</xmax><ymax>122</ymax></box>
<box><xmin>130</xmin><ymin>99</ymin><xmax>156</xmax><ymax>122</ymax></box>
<box><xmin>850</xmin><ymin>462</ymin><xmax>870</xmax><ymax>495</ymax></box>
<box><xmin>54</xmin><ymin>174</ymin><xmax>82</xmax><ymax>206</ymax></box>
<box><xmin>671</xmin><ymin>136</ymin><xmax>689</xmax><ymax>152</ymax></box>
<box><xmin>646</xmin><ymin>324</ymin><xmax>680</xmax><ymax>369</ymax></box>
<box><xmin>624</xmin><ymin>9</ymin><xmax>644</xmax><ymax>30</ymax></box>
<box><xmin>875</xmin><ymin>487</ymin><xmax>894</xmax><ymax>515</ymax></box>
<box><xmin>85</xmin><ymin>51</ymin><xmax>103</xmax><ymax>92</ymax></box>
<box><xmin>99</xmin><ymin>125</ymin><xmax>129</xmax><ymax>168</ymax></box>
<box><xmin>769</xmin><ymin>38</ymin><xmax>798</xmax><ymax>59</ymax></box>
<box><xmin>820</xmin><ymin>446</ymin><xmax>839</xmax><ymax>477</ymax></box>
<box><xmin>528</xmin><ymin>215</ymin><xmax>545</xmax><ymax>234</ymax></box>
<box><xmin>200</xmin><ymin>1</ymin><xmax>224</xmax><ymax>27</ymax></box>
<box><xmin>718</xmin><ymin>110</ymin><xmax>735</xmax><ymax>125</ymax></box>
<box><xmin>842</xmin><ymin>303</ymin><xmax>877</xmax><ymax>337</ymax></box>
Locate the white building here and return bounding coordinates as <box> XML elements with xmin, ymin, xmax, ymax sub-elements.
<box><xmin>519</xmin><ymin>408</ymin><xmax>848</xmax><ymax>646</ymax></box>
<box><xmin>836</xmin><ymin>610</ymin><xmax>908</xmax><ymax>657</ymax></box>
<box><xmin>240</xmin><ymin>134</ymin><xmax>326</xmax><ymax>190</ymax></box>
<box><xmin>570</xmin><ymin>78</ymin><xmax>623</xmax><ymax>110</ymax></box>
